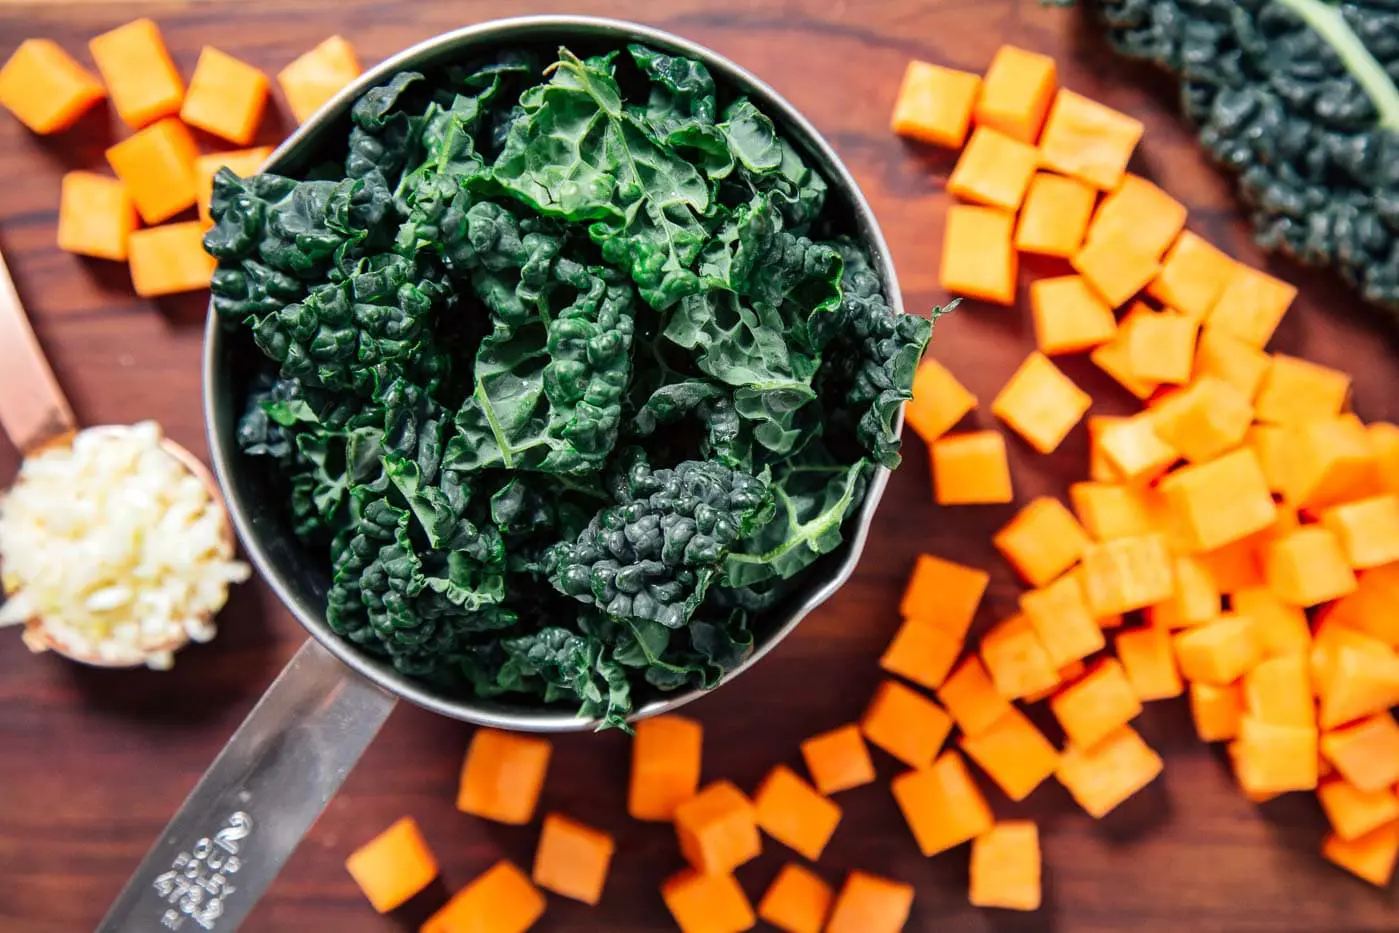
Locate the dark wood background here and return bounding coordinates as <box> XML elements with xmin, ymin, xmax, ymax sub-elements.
<box><xmin>2</xmin><ymin>1</ymin><xmax>1398</xmax><ymax>930</ymax></box>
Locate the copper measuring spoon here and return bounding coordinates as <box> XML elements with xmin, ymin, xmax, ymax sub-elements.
<box><xmin>0</xmin><ymin>247</ymin><xmax>234</xmax><ymax>667</ymax></box>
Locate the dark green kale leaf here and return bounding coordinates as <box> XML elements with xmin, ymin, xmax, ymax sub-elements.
<box><xmin>724</xmin><ymin>451</ymin><xmax>871</xmax><ymax>588</ymax></box>
<box><xmin>447</xmin><ymin>245</ymin><xmax>638</xmax><ymax>474</ymax></box>
<box><xmin>491</xmin><ymin>49</ymin><xmax>714</xmax><ymax>309</ymax></box>
<box><xmin>1096</xmin><ymin>0</ymin><xmax>1399</xmax><ymax>310</ymax></box>
<box><xmin>820</xmin><ymin>244</ymin><xmax>938</xmax><ymax>469</ymax></box>
<box><xmin>546</xmin><ymin>457</ymin><xmax>774</xmax><ymax>629</ymax></box>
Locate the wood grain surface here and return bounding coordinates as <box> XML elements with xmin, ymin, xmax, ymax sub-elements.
<box><xmin>2</xmin><ymin>1</ymin><xmax>1398</xmax><ymax>931</ymax></box>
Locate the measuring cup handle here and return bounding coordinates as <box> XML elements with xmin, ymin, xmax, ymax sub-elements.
<box><xmin>96</xmin><ymin>638</ymin><xmax>397</xmax><ymax>933</ymax></box>
<box><xmin>0</xmin><ymin>249</ymin><xmax>76</xmax><ymax>453</ymax></box>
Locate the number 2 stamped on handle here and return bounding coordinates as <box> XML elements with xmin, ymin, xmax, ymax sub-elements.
<box><xmin>150</xmin><ymin>812</ymin><xmax>253</xmax><ymax>931</ymax></box>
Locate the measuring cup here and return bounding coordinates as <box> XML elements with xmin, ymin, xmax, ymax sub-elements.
<box><xmin>0</xmin><ymin>248</ymin><xmax>234</xmax><ymax>666</ymax></box>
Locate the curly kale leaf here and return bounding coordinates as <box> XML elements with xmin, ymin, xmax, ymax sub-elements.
<box><xmin>821</xmin><ymin>243</ymin><xmax>938</xmax><ymax>469</ymax></box>
<box><xmin>661</xmin><ymin>195</ymin><xmax>844</xmax><ymax>459</ymax></box>
<box><xmin>447</xmin><ymin>251</ymin><xmax>638</xmax><ymax>474</ymax></box>
<box><xmin>491</xmin><ymin>49</ymin><xmax>713</xmax><ymax>308</ymax></box>
<box><xmin>725</xmin><ymin>453</ymin><xmax>871</xmax><ymax>588</ymax></box>
<box><xmin>546</xmin><ymin>458</ymin><xmax>774</xmax><ymax>629</ymax></box>
<box><xmin>1097</xmin><ymin>0</ymin><xmax>1399</xmax><ymax>309</ymax></box>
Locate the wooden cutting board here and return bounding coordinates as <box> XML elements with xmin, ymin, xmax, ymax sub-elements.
<box><xmin>1</xmin><ymin>1</ymin><xmax>1396</xmax><ymax>931</ymax></box>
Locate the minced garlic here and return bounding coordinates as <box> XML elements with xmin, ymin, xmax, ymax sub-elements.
<box><xmin>0</xmin><ymin>421</ymin><xmax>250</xmax><ymax>667</ymax></box>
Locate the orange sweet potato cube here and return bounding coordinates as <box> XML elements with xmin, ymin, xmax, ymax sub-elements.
<box><xmin>1085</xmin><ymin>174</ymin><xmax>1187</xmax><ymax>259</ymax></box>
<box><xmin>825</xmin><ymin>871</ymin><xmax>914</xmax><ymax>933</ymax></box>
<box><xmin>1089</xmin><ymin>304</ymin><xmax>1159</xmax><ymax>400</ymax></box>
<box><xmin>662</xmin><ymin>868</ymin><xmax>755</xmax><ymax>933</ymax></box>
<box><xmin>905</xmin><ymin>358</ymin><xmax>976</xmax><ymax>443</ymax></box>
<box><xmin>1051</xmin><ymin>659</ymin><xmax>1143</xmax><ymax>749</ymax></box>
<box><xmin>940</xmin><ymin>205</ymin><xmax>1017</xmax><ymax>305</ymax></box>
<box><xmin>1322</xmin><ymin>821</ymin><xmax>1399</xmax><ymax>887</ymax></box>
<box><xmin>1080</xmin><ymin>534</ymin><xmax>1176</xmax><ymax>617</ymax></box>
<box><xmin>1320</xmin><ymin>495</ymin><xmax>1399</xmax><ymax>570</ymax></box>
<box><xmin>1317</xmin><ymin>778</ymin><xmax>1399</xmax><ymax>842</ymax></box>
<box><xmin>948</xmin><ymin>126</ymin><xmax>1039</xmax><ymax>211</ymax></box>
<box><xmin>1038</xmin><ymin>89</ymin><xmax>1144</xmax><ymax>190</ymax></box>
<box><xmin>1072</xmin><ymin>236</ymin><xmax>1161</xmax><ymax>308</ymax></box>
<box><xmin>1159</xmin><ymin>448</ymin><xmax>1277</xmax><ymax>551</ymax></box>
<box><xmin>532</xmin><ymin>813</ymin><xmax>614</xmax><ymax>905</ymax></box>
<box><xmin>1144</xmin><ymin>555</ymin><xmax>1220</xmax><ymax>629</ymax></box>
<box><xmin>457</xmin><ymin>728</ymin><xmax>552</xmax><ymax>825</ymax></box>
<box><xmin>1255</xmin><ymin>354</ymin><xmax>1351</xmax><ymax>425</ymax></box>
<box><xmin>1029</xmin><ymin>275</ymin><xmax>1117</xmax><ymax>355</ymax></box>
<box><xmin>1069</xmin><ymin>481</ymin><xmax>1154</xmax><ymax>541</ymax></box>
<box><xmin>959</xmin><ymin>706</ymin><xmax>1060</xmax><ymax>801</ymax></box>
<box><xmin>1148</xmin><ymin>231</ymin><xmax>1237</xmax><ymax>322</ymax></box>
<box><xmin>1207</xmin><ymin>264</ymin><xmax>1297</xmax><ymax>348</ymax></box>
<box><xmin>1195</xmin><ymin>327</ymin><xmax>1270</xmax><ymax>400</ymax></box>
<box><xmin>1115</xmin><ymin>625</ymin><xmax>1184</xmax><ymax>700</ymax></box>
<box><xmin>1088</xmin><ymin>415</ymin><xmax>1129</xmax><ymax>482</ymax></box>
<box><xmin>104</xmin><ymin>116</ymin><xmax>200</xmax><ymax>223</ymax></box>
<box><xmin>976</xmin><ymin>45</ymin><xmax>1057</xmax><ymax>143</ymax></box>
<box><xmin>890</xmin><ymin>59</ymin><xmax>981</xmax><ymax>148</ymax></box>
<box><xmin>180</xmin><ymin>47</ymin><xmax>270</xmax><ymax>146</ymax></box>
<box><xmin>880</xmin><ymin>615</ymin><xmax>962</xmax><ymax>690</ymax></box>
<box><xmin>423</xmin><ymin>860</ymin><xmax>544</xmax><ymax>933</ymax></box>
<box><xmin>931</xmin><ymin>431</ymin><xmax>1014</xmax><ymax>504</ymax></box>
<box><xmin>89</xmin><ymin>18</ymin><xmax>184</xmax><ymax>129</ymax></box>
<box><xmin>1174</xmin><ymin>615</ymin><xmax>1262</xmax><ymax>685</ymax></box>
<box><xmin>1233</xmin><ymin>715</ymin><xmax>1319</xmax><ymax>795</ymax></box>
<box><xmin>1370</xmin><ymin>422</ymin><xmax>1399</xmax><ymax>495</ymax></box>
<box><xmin>0</xmin><ymin>39</ymin><xmax>105</xmax><ymax>134</ymax></box>
<box><xmin>993</xmin><ymin>496</ymin><xmax>1091</xmax><ymax>587</ymax></box>
<box><xmin>1326</xmin><ymin>563</ymin><xmax>1399</xmax><ymax>647</ymax></box>
<box><xmin>992</xmin><ymin>351</ymin><xmax>1091</xmax><ymax>454</ymax></box>
<box><xmin>969</xmin><ymin>821</ymin><xmax>1042</xmax><ymax>911</ymax></box>
<box><xmin>1127</xmin><ymin>310</ymin><xmax>1197</xmax><ymax>385</ymax></box>
<box><xmin>629</xmin><ymin>714</ymin><xmax>702</xmax><ymax>821</ymax></box>
<box><xmin>1242</xmin><ymin>654</ymin><xmax>1313</xmax><ymax>728</ymax></box>
<box><xmin>758</xmin><ymin>864</ymin><xmax>833</xmax><ymax>933</ymax></box>
<box><xmin>1286</xmin><ymin>415</ymin><xmax>1381</xmax><ymax>510</ymax></box>
<box><xmin>1234</xmin><ymin>586</ymin><xmax>1311</xmax><ymax>658</ymax></box>
<box><xmin>345</xmin><ymin>817</ymin><xmax>438</xmax><ymax>913</ymax></box>
<box><xmin>1264</xmin><ymin>527</ymin><xmax>1358</xmax><ymax>608</ymax></box>
<box><xmin>1055</xmin><ymin>725</ymin><xmax>1164</xmax><ymax>818</ymax></box>
<box><xmin>801</xmin><ymin>724</ymin><xmax>876</xmax><ymax>795</ymax></box>
<box><xmin>891</xmin><ymin>750</ymin><xmax>993</xmax><ymax>856</ymax></box>
<box><xmin>1191</xmin><ymin>681</ymin><xmax>1243</xmax><ymax>742</ymax></box>
<box><xmin>56</xmin><ymin>171</ymin><xmax>138</xmax><ymax>262</ymax></box>
<box><xmin>127</xmin><ymin>222</ymin><xmax>218</xmax><ymax>298</ymax></box>
<box><xmin>1322</xmin><ymin>713</ymin><xmax>1399</xmax><ymax>792</ymax></box>
<box><xmin>105</xmin><ymin>117</ymin><xmax>201</xmax><ymax>224</ymax></box>
<box><xmin>278</xmin><ymin>35</ymin><xmax>362</xmax><ymax>123</ymax></box>
<box><xmin>981</xmin><ymin>614</ymin><xmax>1061</xmax><ymax>700</ymax></box>
<box><xmin>1317</xmin><ymin>641</ymin><xmax>1399</xmax><ymax>730</ymax></box>
<box><xmin>1016</xmin><ymin>172</ymin><xmax>1096</xmax><ymax>258</ymax></box>
<box><xmin>861</xmin><ymin>679</ymin><xmax>954</xmax><ymax>769</ymax></box>
<box><xmin>753</xmin><ymin>765</ymin><xmax>842</xmax><ymax>861</ymax></box>
<box><xmin>1149</xmin><ymin>375</ymin><xmax>1254</xmax><ymax>465</ymax></box>
<box><xmin>937</xmin><ymin>657</ymin><xmax>1014</xmax><ymax>737</ymax></box>
<box><xmin>1098</xmin><ymin>414</ymin><xmax>1178</xmax><ymax>483</ymax></box>
<box><xmin>674</xmin><ymin>780</ymin><xmax>761</xmax><ymax>875</ymax></box>
<box><xmin>1019</xmin><ymin>572</ymin><xmax>1107</xmax><ymax>668</ymax></box>
<box><xmin>899</xmin><ymin>553</ymin><xmax>989</xmax><ymax>639</ymax></box>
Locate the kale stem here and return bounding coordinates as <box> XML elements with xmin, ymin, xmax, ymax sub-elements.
<box><xmin>1277</xmin><ymin>0</ymin><xmax>1399</xmax><ymax>132</ymax></box>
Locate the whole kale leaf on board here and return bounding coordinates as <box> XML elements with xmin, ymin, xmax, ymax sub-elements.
<box><xmin>1095</xmin><ymin>0</ymin><xmax>1399</xmax><ymax>309</ymax></box>
<box><xmin>207</xmin><ymin>45</ymin><xmax>937</xmax><ymax>729</ymax></box>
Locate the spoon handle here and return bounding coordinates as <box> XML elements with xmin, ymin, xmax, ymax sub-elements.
<box><xmin>0</xmin><ymin>249</ymin><xmax>76</xmax><ymax>453</ymax></box>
